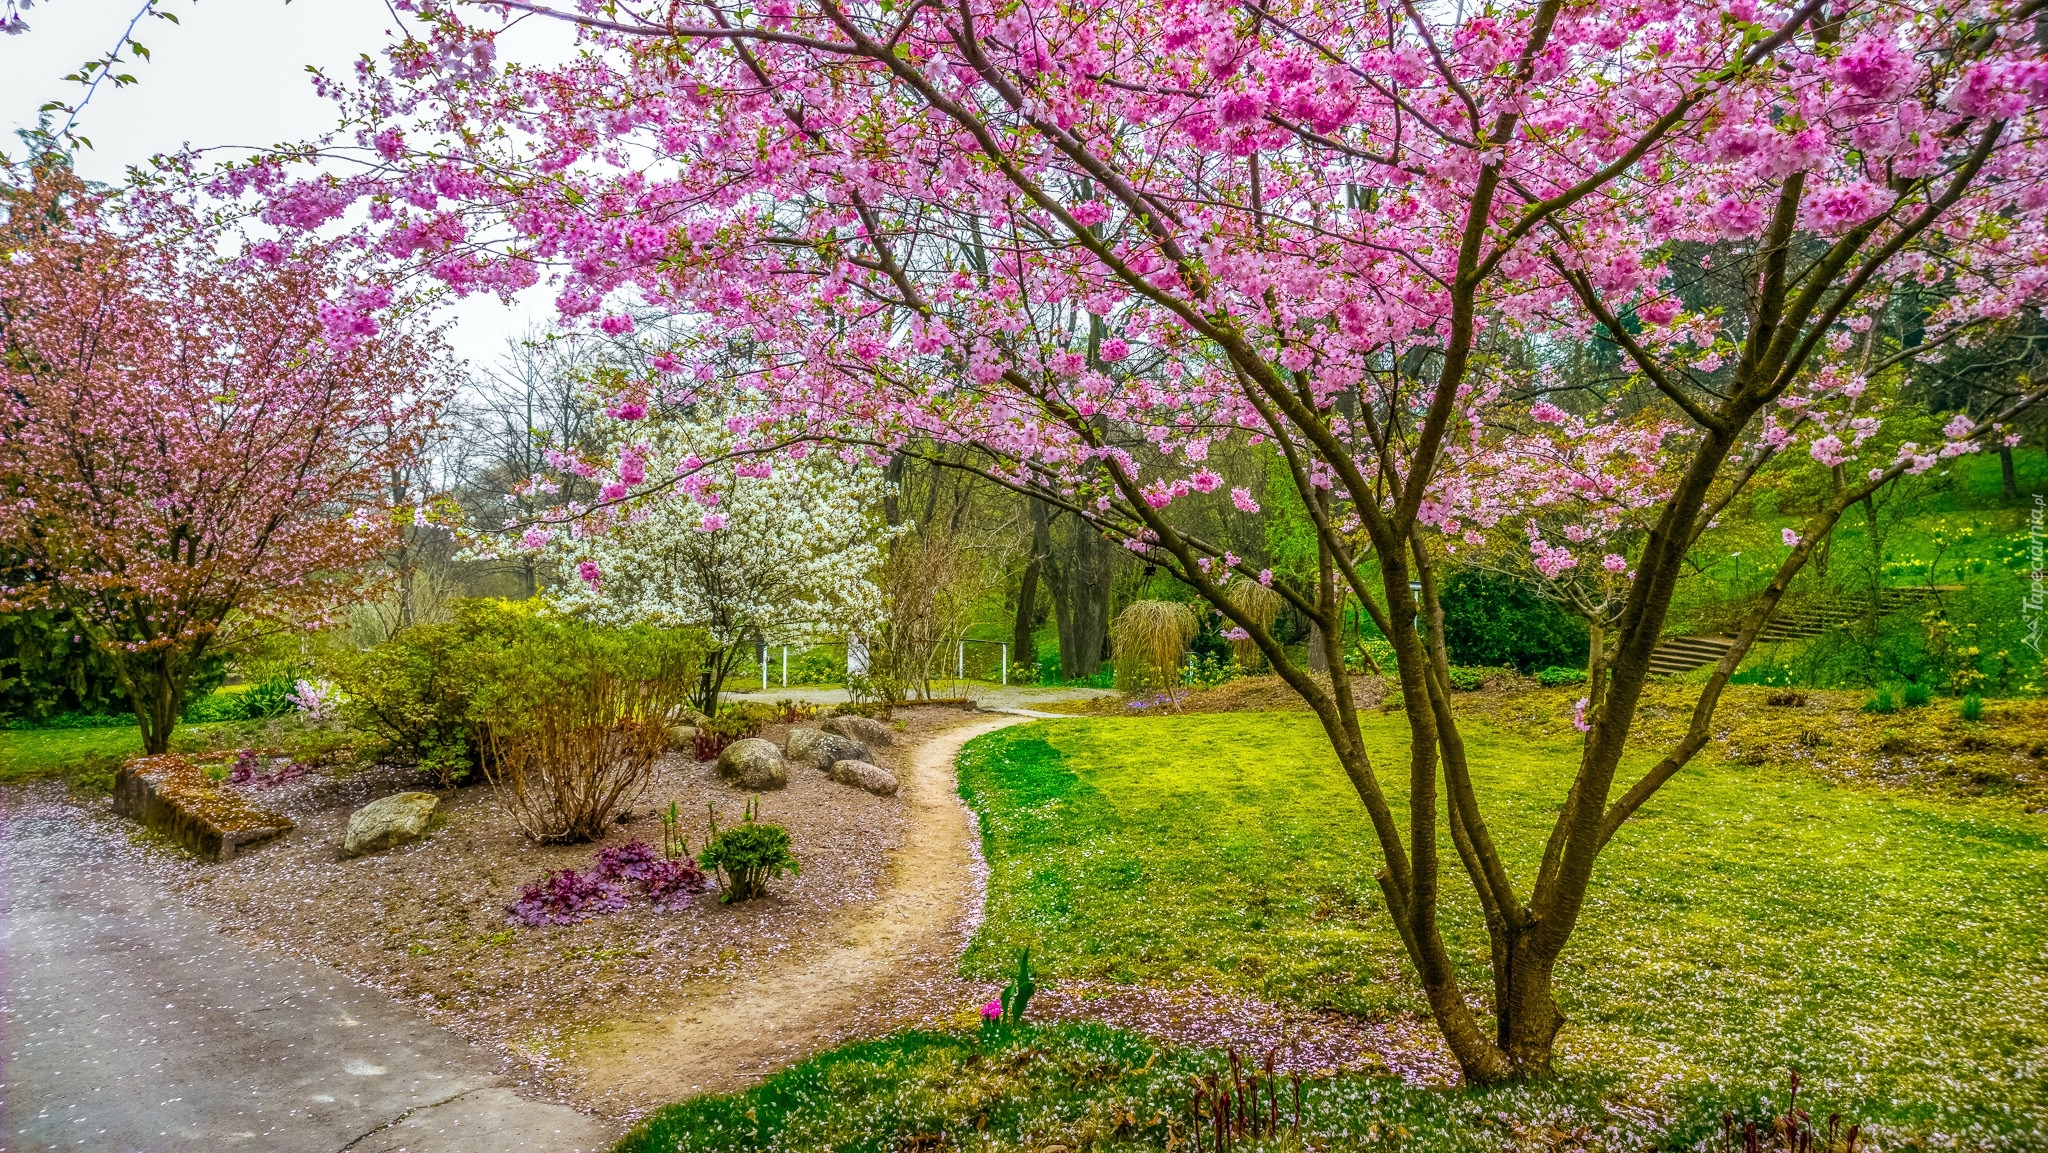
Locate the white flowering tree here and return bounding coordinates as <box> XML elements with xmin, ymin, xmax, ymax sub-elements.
<box><xmin>545</xmin><ymin>432</ymin><xmax>889</xmax><ymax>716</ymax></box>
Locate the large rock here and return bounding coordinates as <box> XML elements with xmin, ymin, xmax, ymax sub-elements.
<box><xmin>667</xmin><ymin>724</ymin><xmax>698</xmax><ymax>752</ymax></box>
<box><xmin>823</xmin><ymin>714</ymin><xmax>895</xmax><ymax>747</ymax></box>
<box><xmin>112</xmin><ymin>755</ymin><xmax>293</xmax><ymax>862</ymax></box>
<box><xmin>716</xmin><ymin>737</ymin><xmax>788</xmax><ymax>791</ymax></box>
<box><xmin>827</xmin><ymin>758</ymin><xmax>899</xmax><ymax>797</ymax></box>
<box><xmin>784</xmin><ymin>727</ymin><xmax>871</xmax><ymax>771</ymax></box>
<box><xmin>343</xmin><ymin>791</ymin><xmax>441</xmax><ymax>858</ymax></box>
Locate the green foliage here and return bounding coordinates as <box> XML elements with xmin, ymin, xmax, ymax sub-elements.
<box><xmin>845</xmin><ymin>671</ymin><xmax>905</xmax><ymax>704</ymax></box>
<box><xmin>1181</xmin><ymin>652</ymin><xmax>1241</xmax><ymax>690</ymax></box>
<box><xmin>0</xmin><ymin>603</ymin><xmax>131</xmax><ymax>722</ymax></box>
<box><xmin>700</xmin><ymin>798</ymin><xmax>799</xmax><ymax>902</ymax></box>
<box><xmin>1439</xmin><ymin>569</ymin><xmax>1589</xmax><ymax>673</ymax></box>
<box><xmin>1348</xmin><ymin>633</ymin><xmax>1396</xmax><ymax>675</ymax></box>
<box><xmin>1863</xmin><ymin>686</ymin><xmax>1898</xmax><ymax>713</ymax></box>
<box><xmin>955</xmin><ymin>715</ymin><xmax>2048</xmax><ymax>1142</ymax></box>
<box><xmin>1535</xmin><ymin>666</ymin><xmax>1588</xmax><ymax>686</ymax></box>
<box><xmin>1961</xmin><ymin>693</ymin><xmax>1985</xmax><ymax>722</ymax></box>
<box><xmin>4</xmin><ymin>708</ymin><xmax>131</xmax><ymax>730</ymax></box>
<box><xmin>1445</xmin><ymin>665</ymin><xmax>1489</xmax><ymax>691</ymax></box>
<box><xmin>707</xmin><ymin>700</ymin><xmax>780</xmax><ymax>736</ymax></box>
<box><xmin>1000</xmin><ymin>946</ymin><xmax>1036</xmax><ymax>1026</ymax></box>
<box><xmin>1730</xmin><ymin>662</ymin><xmax>1799</xmax><ymax>687</ymax></box>
<box><xmin>1901</xmin><ymin>680</ymin><xmax>1933</xmax><ymax>708</ymax></box>
<box><xmin>660</xmin><ymin>800</ymin><xmax>691</xmax><ymax>862</ymax></box>
<box><xmin>242</xmin><ymin>672</ymin><xmax>299</xmax><ymax>718</ymax></box>
<box><xmin>322</xmin><ymin>597</ymin><xmax>702</xmax><ymax>790</ymax></box>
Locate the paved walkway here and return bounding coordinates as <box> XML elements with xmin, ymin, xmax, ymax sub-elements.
<box><xmin>726</xmin><ymin>683</ymin><xmax>1112</xmax><ymax>712</ymax></box>
<box><xmin>0</xmin><ymin>787</ymin><xmax>611</xmax><ymax>1153</ymax></box>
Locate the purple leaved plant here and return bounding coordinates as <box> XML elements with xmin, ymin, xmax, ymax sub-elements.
<box><xmin>594</xmin><ymin>839</ymin><xmax>661</xmax><ymax>883</ymax></box>
<box><xmin>509</xmin><ymin>840</ymin><xmax>712</xmax><ymax>926</ymax></box>
<box><xmin>507</xmin><ymin>868</ymin><xmax>628</xmax><ymax>927</ymax></box>
<box><xmin>228</xmin><ymin>750</ymin><xmax>312</xmax><ymax>788</ymax></box>
<box><xmin>640</xmin><ymin>857</ymin><xmax>711</xmax><ymax>911</ymax></box>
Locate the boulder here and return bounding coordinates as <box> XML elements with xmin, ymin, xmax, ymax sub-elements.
<box><xmin>343</xmin><ymin>791</ymin><xmax>441</xmax><ymax>858</ymax></box>
<box><xmin>716</xmin><ymin>737</ymin><xmax>788</xmax><ymax>791</ymax></box>
<box><xmin>112</xmin><ymin>755</ymin><xmax>294</xmax><ymax>862</ymax></box>
<box><xmin>823</xmin><ymin>713</ymin><xmax>895</xmax><ymax>747</ymax></box>
<box><xmin>667</xmin><ymin>724</ymin><xmax>698</xmax><ymax>752</ymax></box>
<box><xmin>784</xmin><ymin>727</ymin><xmax>871</xmax><ymax>771</ymax></box>
<box><xmin>827</xmin><ymin>758</ymin><xmax>899</xmax><ymax>797</ymax></box>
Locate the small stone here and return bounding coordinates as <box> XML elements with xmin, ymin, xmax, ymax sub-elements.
<box><xmin>716</xmin><ymin>738</ymin><xmax>788</xmax><ymax>791</ymax></box>
<box><xmin>343</xmin><ymin>791</ymin><xmax>440</xmax><ymax>858</ymax></box>
<box><xmin>823</xmin><ymin>713</ymin><xmax>895</xmax><ymax>747</ymax></box>
<box><xmin>827</xmin><ymin>758</ymin><xmax>898</xmax><ymax>797</ymax></box>
<box><xmin>667</xmin><ymin>724</ymin><xmax>697</xmax><ymax>752</ymax></box>
<box><xmin>784</xmin><ymin>727</ymin><xmax>871</xmax><ymax>771</ymax></box>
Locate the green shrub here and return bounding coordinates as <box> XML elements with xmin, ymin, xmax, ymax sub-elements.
<box><xmin>709</xmin><ymin>700</ymin><xmax>781</xmax><ymax>734</ymax></box>
<box><xmin>700</xmin><ymin>798</ymin><xmax>798</xmax><ymax>901</ymax></box>
<box><xmin>1182</xmin><ymin>652</ymin><xmax>1241</xmax><ymax>690</ymax></box>
<box><xmin>1440</xmin><ymin>569</ymin><xmax>1588</xmax><ymax>673</ymax></box>
<box><xmin>1960</xmin><ymin>693</ymin><xmax>1984</xmax><ymax>722</ymax></box>
<box><xmin>1446</xmin><ymin>666</ymin><xmax>1487</xmax><ymax>691</ymax></box>
<box><xmin>1901</xmin><ymin>680</ymin><xmax>1933</xmax><ymax>708</ymax></box>
<box><xmin>473</xmin><ymin>611</ymin><xmax>702</xmax><ymax>842</ymax></box>
<box><xmin>323</xmin><ymin>598</ymin><xmax>551</xmax><ymax>786</ymax></box>
<box><xmin>1863</xmin><ymin>686</ymin><xmax>1898</xmax><ymax>714</ymax></box>
<box><xmin>1535</xmin><ymin>666</ymin><xmax>1588</xmax><ymax>686</ymax></box>
<box><xmin>844</xmin><ymin>671</ymin><xmax>905</xmax><ymax>704</ymax></box>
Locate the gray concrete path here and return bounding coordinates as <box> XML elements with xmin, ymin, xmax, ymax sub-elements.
<box><xmin>0</xmin><ymin>787</ymin><xmax>612</xmax><ymax>1153</ymax></box>
<box><xmin>726</xmin><ymin>682</ymin><xmax>1111</xmax><ymax>711</ymax></box>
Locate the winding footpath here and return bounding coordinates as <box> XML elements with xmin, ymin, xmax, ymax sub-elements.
<box><xmin>566</xmin><ymin>714</ymin><xmax>1025</xmax><ymax>1114</ymax></box>
<box><xmin>0</xmin><ymin>713</ymin><xmax>1028</xmax><ymax>1150</ymax></box>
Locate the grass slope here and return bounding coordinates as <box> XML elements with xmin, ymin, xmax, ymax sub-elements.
<box><xmin>956</xmin><ymin>714</ymin><xmax>2048</xmax><ymax>1144</ymax></box>
<box><xmin>613</xmin><ymin>1022</ymin><xmax>1688</xmax><ymax>1153</ymax></box>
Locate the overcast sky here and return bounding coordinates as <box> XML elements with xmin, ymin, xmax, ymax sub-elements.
<box><xmin>0</xmin><ymin>0</ymin><xmax>563</xmax><ymax>369</ymax></box>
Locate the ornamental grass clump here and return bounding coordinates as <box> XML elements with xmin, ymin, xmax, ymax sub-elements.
<box><xmin>1222</xmin><ymin>581</ymin><xmax>1282</xmax><ymax>670</ymax></box>
<box><xmin>1112</xmin><ymin>600</ymin><xmax>1200</xmax><ymax>698</ymax></box>
<box><xmin>699</xmin><ymin>798</ymin><xmax>798</xmax><ymax>902</ymax></box>
<box><xmin>477</xmin><ymin>615</ymin><xmax>703</xmax><ymax>843</ymax></box>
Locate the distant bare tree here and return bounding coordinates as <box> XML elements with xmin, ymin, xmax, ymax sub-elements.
<box><xmin>452</xmin><ymin>331</ymin><xmax>602</xmax><ymax>597</ymax></box>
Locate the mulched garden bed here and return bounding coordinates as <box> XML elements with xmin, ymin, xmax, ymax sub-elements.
<box><xmin>146</xmin><ymin>705</ymin><xmax>976</xmax><ymax>1091</ymax></box>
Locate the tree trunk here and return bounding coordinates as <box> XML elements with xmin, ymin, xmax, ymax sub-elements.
<box><xmin>1012</xmin><ymin>501</ymin><xmax>1047</xmax><ymax>673</ymax></box>
<box><xmin>1306</xmin><ymin>622</ymin><xmax>1329</xmax><ymax>673</ymax></box>
<box><xmin>693</xmin><ymin>644</ymin><xmax>746</xmax><ymax>717</ymax></box>
<box><xmin>1045</xmin><ymin>508</ymin><xmax>1112</xmax><ymax>680</ymax></box>
<box><xmin>115</xmin><ymin>646</ymin><xmax>186</xmax><ymax>757</ymax></box>
<box><xmin>2000</xmin><ymin>442</ymin><xmax>2018</xmax><ymax>500</ymax></box>
<box><xmin>1011</xmin><ymin>560</ymin><xmax>1040</xmax><ymax>671</ymax></box>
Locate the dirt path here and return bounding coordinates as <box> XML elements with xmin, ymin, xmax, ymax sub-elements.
<box><xmin>567</xmin><ymin>714</ymin><xmax>1023</xmax><ymax>1116</ymax></box>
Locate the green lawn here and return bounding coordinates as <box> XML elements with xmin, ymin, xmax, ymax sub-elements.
<box><xmin>0</xmin><ymin>717</ymin><xmax>276</xmax><ymax>789</ymax></box>
<box><xmin>954</xmin><ymin>713</ymin><xmax>2048</xmax><ymax>1145</ymax></box>
<box><xmin>613</xmin><ymin>1022</ymin><xmax>1681</xmax><ymax>1153</ymax></box>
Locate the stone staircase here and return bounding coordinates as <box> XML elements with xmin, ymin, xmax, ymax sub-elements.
<box><xmin>1643</xmin><ymin>586</ymin><xmax>1957</xmax><ymax>677</ymax></box>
